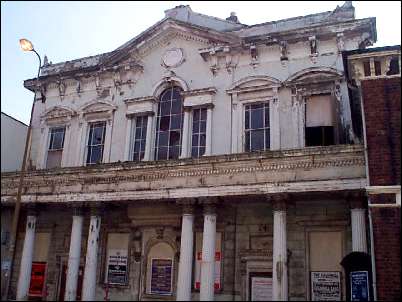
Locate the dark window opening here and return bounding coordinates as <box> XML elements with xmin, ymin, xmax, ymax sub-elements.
<box><xmin>386</xmin><ymin>57</ymin><xmax>400</xmax><ymax>75</ymax></box>
<box><xmin>374</xmin><ymin>60</ymin><xmax>382</xmax><ymax>76</ymax></box>
<box><xmin>363</xmin><ymin>61</ymin><xmax>371</xmax><ymax>77</ymax></box>
<box><xmin>305</xmin><ymin>126</ymin><xmax>334</xmax><ymax>146</ymax></box>
<box><xmin>155</xmin><ymin>87</ymin><xmax>184</xmax><ymax>160</ymax></box>
<box><xmin>86</xmin><ymin>122</ymin><xmax>106</xmax><ymax>165</ymax></box>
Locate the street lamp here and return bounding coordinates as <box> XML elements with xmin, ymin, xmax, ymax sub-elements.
<box><xmin>3</xmin><ymin>38</ymin><xmax>42</xmax><ymax>301</ymax></box>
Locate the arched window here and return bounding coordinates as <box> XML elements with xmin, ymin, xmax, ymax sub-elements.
<box><xmin>155</xmin><ymin>86</ymin><xmax>184</xmax><ymax>160</ymax></box>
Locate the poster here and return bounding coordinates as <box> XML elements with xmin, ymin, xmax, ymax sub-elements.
<box><xmin>150</xmin><ymin>259</ymin><xmax>173</xmax><ymax>295</ymax></box>
<box><xmin>106</xmin><ymin>249</ymin><xmax>128</xmax><ymax>285</ymax></box>
<box><xmin>250</xmin><ymin>276</ymin><xmax>272</xmax><ymax>301</ymax></box>
<box><xmin>28</xmin><ymin>262</ymin><xmax>47</xmax><ymax>297</ymax></box>
<box><xmin>350</xmin><ymin>271</ymin><xmax>370</xmax><ymax>301</ymax></box>
<box><xmin>311</xmin><ymin>271</ymin><xmax>341</xmax><ymax>301</ymax></box>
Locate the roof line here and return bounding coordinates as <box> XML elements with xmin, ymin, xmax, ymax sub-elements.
<box><xmin>1</xmin><ymin>111</ymin><xmax>29</xmax><ymax>127</ymax></box>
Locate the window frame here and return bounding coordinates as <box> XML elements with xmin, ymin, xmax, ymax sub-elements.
<box><xmin>191</xmin><ymin>107</ymin><xmax>208</xmax><ymax>158</ymax></box>
<box><xmin>129</xmin><ymin>115</ymin><xmax>148</xmax><ymax>162</ymax></box>
<box><xmin>85</xmin><ymin>121</ymin><xmax>107</xmax><ymax>165</ymax></box>
<box><xmin>154</xmin><ymin>86</ymin><xmax>184</xmax><ymax>161</ymax></box>
<box><xmin>243</xmin><ymin>101</ymin><xmax>270</xmax><ymax>152</ymax></box>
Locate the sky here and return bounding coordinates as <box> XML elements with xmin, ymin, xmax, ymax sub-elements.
<box><xmin>1</xmin><ymin>1</ymin><xmax>401</xmax><ymax>125</ymax></box>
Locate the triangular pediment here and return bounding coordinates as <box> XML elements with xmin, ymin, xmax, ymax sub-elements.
<box><xmin>41</xmin><ymin>106</ymin><xmax>76</xmax><ymax>120</ymax></box>
<box><xmin>79</xmin><ymin>100</ymin><xmax>117</xmax><ymax>114</ymax></box>
<box><xmin>227</xmin><ymin>75</ymin><xmax>281</xmax><ymax>94</ymax></box>
<box><xmin>102</xmin><ymin>18</ymin><xmax>241</xmax><ymax>66</ymax></box>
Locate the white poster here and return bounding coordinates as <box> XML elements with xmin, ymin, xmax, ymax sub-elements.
<box><xmin>311</xmin><ymin>271</ymin><xmax>341</xmax><ymax>301</ymax></box>
<box><xmin>251</xmin><ymin>277</ymin><xmax>272</xmax><ymax>301</ymax></box>
<box><xmin>106</xmin><ymin>249</ymin><xmax>128</xmax><ymax>285</ymax></box>
<box><xmin>194</xmin><ymin>232</ymin><xmax>222</xmax><ymax>291</ymax></box>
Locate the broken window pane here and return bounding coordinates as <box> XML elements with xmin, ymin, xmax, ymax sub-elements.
<box><xmin>155</xmin><ymin>87</ymin><xmax>183</xmax><ymax>160</ymax></box>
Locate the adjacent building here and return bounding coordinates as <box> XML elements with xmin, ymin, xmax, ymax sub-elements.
<box><xmin>2</xmin><ymin>2</ymin><xmax>399</xmax><ymax>301</ymax></box>
<box><xmin>344</xmin><ymin>45</ymin><xmax>401</xmax><ymax>301</ymax></box>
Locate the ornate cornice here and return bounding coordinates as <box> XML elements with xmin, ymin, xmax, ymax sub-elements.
<box><xmin>1</xmin><ymin>145</ymin><xmax>365</xmax><ymax>198</ymax></box>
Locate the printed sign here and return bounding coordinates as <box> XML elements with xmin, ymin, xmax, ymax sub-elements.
<box><xmin>28</xmin><ymin>262</ymin><xmax>47</xmax><ymax>297</ymax></box>
<box><xmin>106</xmin><ymin>249</ymin><xmax>128</xmax><ymax>285</ymax></box>
<box><xmin>250</xmin><ymin>276</ymin><xmax>272</xmax><ymax>301</ymax></box>
<box><xmin>150</xmin><ymin>259</ymin><xmax>173</xmax><ymax>295</ymax></box>
<box><xmin>311</xmin><ymin>271</ymin><xmax>341</xmax><ymax>301</ymax></box>
<box><xmin>350</xmin><ymin>271</ymin><xmax>370</xmax><ymax>301</ymax></box>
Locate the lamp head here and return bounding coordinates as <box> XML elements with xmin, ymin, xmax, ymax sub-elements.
<box><xmin>19</xmin><ymin>38</ymin><xmax>34</xmax><ymax>52</ymax></box>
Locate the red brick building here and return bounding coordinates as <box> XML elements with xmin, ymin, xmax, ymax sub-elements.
<box><xmin>345</xmin><ymin>45</ymin><xmax>401</xmax><ymax>301</ymax></box>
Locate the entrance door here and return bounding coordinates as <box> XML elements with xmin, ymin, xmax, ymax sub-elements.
<box><xmin>58</xmin><ymin>264</ymin><xmax>83</xmax><ymax>301</ymax></box>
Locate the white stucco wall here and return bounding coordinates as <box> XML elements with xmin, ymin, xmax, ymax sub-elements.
<box><xmin>1</xmin><ymin>112</ymin><xmax>28</xmax><ymax>172</ymax></box>
<box><xmin>26</xmin><ymin>11</ymin><xmax>372</xmax><ymax>170</ymax></box>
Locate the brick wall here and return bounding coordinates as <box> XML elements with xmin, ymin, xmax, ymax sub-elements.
<box><xmin>362</xmin><ymin>76</ymin><xmax>401</xmax><ymax>301</ymax></box>
<box><xmin>361</xmin><ymin>77</ymin><xmax>401</xmax><ymax>186</ymax></box>
<box><xmin>370</xmin><ymin>205</ymin><xmax>401</xmax><ymax>301</ymax></box>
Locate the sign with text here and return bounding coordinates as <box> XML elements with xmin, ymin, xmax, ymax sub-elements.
<box><xmin>106</xmin><ymin>249</ymin><xmax>128</xmax><ymax>285</ymax></box>
<box><xmin>350</xmin><ymin>271</ymin><xmax>370</xmax><ymax>301</ymax></box>
<box><xmin>249</xmin><ymin>273</ymin><xmax>272</xmax><ymax>301</ymax></box>
<box><xmin>150</xmin><ymin>259</ymin><xmax>173</xmax><ymax>295</ymax></box>
<box><xmin>311</xmin><ymin>271</ymin><xmax>341</xmax><ymax>301</ymax></box>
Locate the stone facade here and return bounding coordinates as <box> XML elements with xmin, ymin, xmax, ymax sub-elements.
<box><xmin>2</xmin><ymin>2</ymin><xmax>394</xmax><ymax>301</ymax></box>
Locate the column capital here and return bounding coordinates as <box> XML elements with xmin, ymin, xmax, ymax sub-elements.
<box><xmin>26</xmin><ymin>204</ymin><xmax>38</xmax><ymax>216</ymax></box>
<box><xmin>269</xmin><ymin>193</ymin><xmax>289</xmax><ymax>211</ymax></box>
<box><xmin>88</xmin><ymin>202</ymin><xmax>104</xmax><ymax>216</ymax></box>
<box><xmin>199</xmin><ymin>197</ymin><xmax>219</xmax><ymax>215</ymax></box>
<box><xmin>347</xmin><ymin>191</ymin><xmax>366</xmax><ymax>209</ymax></box>
<box><xmin>177</xmin><ymin>198</ymin><xmax>196</xmax><ymax>214</ymax></box>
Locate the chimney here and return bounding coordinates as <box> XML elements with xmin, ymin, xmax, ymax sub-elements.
<box><xmin>226</xmin><ymin>12</ymin><xmax>240</xmax><ymax>24</ymax></box>
<box><xmin>164</xmin><ymin>5</ymin><xmax>192</xmax><ymax>22</ymax></box>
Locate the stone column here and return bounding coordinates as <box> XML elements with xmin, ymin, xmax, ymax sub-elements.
<box><xmin>143</xmin><ymin>114</ymin><xmax>154</xmax><ymax>161</ymax></box>
<box><xmin>180</xmin><ymin>107</ymin><xmax>191</xmax><ymax>159</ymax></box>
<box><xmin>176</xmin><ymin>200</ymin><xmax>195</xmax><ymax>301</ymax></box>
<box><xmin>65</xmin><ymin>206</ymin><xmax>84</xmax><ymax>301</ymax></box>
<box><xmin>200</xmin><ymin>203</ymin><xmax>217</xmax><ymax>301</ymax></box>
<box><xmin>204</xmin><ymin>105</ymin><xmax>213</xmax><ymax>156</ymax></box>
<box><xmin>272</xmin><ymin>195</ymin><xmax>288</xmax><ymax>301</ymax></box>
<box><xmin>82</xmin><ymin>207</ymin><xmax>102</xmax><ymax>301</ymax></box>
<box><xmin>349</xmin><ymin>193</ymin><xmax>368</xmax><ymax>253</ymax></box>
<box><xmin>16</xmin><ymin>208</ymin><xmax>37</xmax><ymax>301</ymax></box>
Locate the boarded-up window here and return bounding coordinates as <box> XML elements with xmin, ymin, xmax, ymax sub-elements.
<box><xmin>305</xmin><ymin>95</ymin><xmax>335</xmax><ymax>146</ymax></box>
<box><xmin>308</xmin><ymin>231</ymin><xmax>344</xmax><ymax>300</ymax></box>
<box><xmin>33</xmin><ymin>233</ymin><xmax>51</xmax><ymax>262</ymax></box>
<box><xmin>104</xmin><ymin>233</ymin><xmax>129</xmax><ymax>285</ymax></box>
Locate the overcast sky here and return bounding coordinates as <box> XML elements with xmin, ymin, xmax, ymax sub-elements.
<box><xmin>1</xmin><ymin>1</ymin><xmax>401</xmax><ymax>125</ymax></box>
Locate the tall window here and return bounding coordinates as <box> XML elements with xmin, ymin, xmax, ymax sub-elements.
<box><xmin>46</xmin><ymin>127</ymin><xmax>65</xmax><ymax>168</ymax></box>
<box><xmin>191</xmin><ymin>108</ymin><xmax>207</xmax><ymax>158</ymax></box>
<box><xmin>86</xmin><ymin>122</ymin><xmax>106</xmax><ymax>165</ymax></box>
<box><xmin>305</xmin><ymin>94</ymin><xmax>334</xmax><ymax>146</ymax></box>
<box><xmin>155</xmin><ymin>87</ymin><xmax>183</xmax><ymax>160</ymax></box>
<box><xmin>130</xmin><ymin>116</ymin><xmax>148</xmax><ymax>161</ymax></box>
<box><xmin>244</xmin><ymin>102</ymin><xmax>270</xmax><ymax>152</ymax></box>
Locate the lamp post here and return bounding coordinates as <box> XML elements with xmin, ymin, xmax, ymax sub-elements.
<box><xmin>2</xmin><ymin>38</ymin><xmax>42</xmax><ymax>301</ymax></box>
